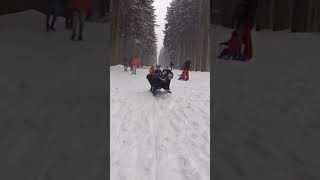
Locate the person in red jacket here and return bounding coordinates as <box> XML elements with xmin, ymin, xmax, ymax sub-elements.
<box><xmin>149</xmin><ymin>65</ymin><xmax>155</xmax><ymax>74</ymax></box>
<box><xmin>68</xmin><ymin>0</ymin><xmax>92</xmax><ymax>40</ymax></box>
<box><xmin>131</xmin><ymin>56</ymin><xmax>138</xmax><ymax>74</ymax></box>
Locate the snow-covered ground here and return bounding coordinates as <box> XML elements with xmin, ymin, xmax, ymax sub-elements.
<box><xmin>212</xmin><ymin>26</ymin><xmax>320</xmax><ymax>179</ymax></box>
<box><xmin>0</xmin><ymin>11</ymin><xmax>109</xmax><ymax>179</ymax></box>
<box><xmin>110</xmin><ymin>65</ymin><xmax>210</xmax><ymax>180</ymax></box>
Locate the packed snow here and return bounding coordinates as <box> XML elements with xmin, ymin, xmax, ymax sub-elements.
<box><xmin>110</xmin><ymin>65</ymin><xmax>210</xmax><ymax>180</ymax></box>
<box><xmin>212</xmin><ymin>26</ymin><xmax>320</xmax><ymax>179</ymax></box>
<box><xmin>0</xmin><ymin>10</ymin><xmax>109</xmax><ymax>179</ymax></box>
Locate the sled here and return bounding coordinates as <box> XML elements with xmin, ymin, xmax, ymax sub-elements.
<box><xmin>151</xmin><ymin>88</ymin><xmax>172</xmax><ymax>96</ymax></box>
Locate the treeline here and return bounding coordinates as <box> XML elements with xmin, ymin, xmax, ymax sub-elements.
<box><xmin>163</xmin><ymin>0</ymin><xmax>210</xmax><ymax>72</ymax></box>
<box><xmin>211</xmin><ymin>0</ymin><xmax>320</xmax><ymax>32</ymax></box>
<box><xmin>110</xmin><ymin>0</ymin><xmax>157</xmax><ymax>66</ymax></box>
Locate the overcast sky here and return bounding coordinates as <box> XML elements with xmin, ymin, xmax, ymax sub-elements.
<box><xmin>153</xmin><ymin>0</ymin><xmax>172</xmax><ymax>61</ymax></box>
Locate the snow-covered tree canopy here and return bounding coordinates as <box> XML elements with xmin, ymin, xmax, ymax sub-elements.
<box><xmin>120</xmin><ymin>0</ymin><xmax>157</xmax><ymax>55</ymax></box>
<box><xmin>163</xmin><ymin>0</ymin><xmax>210</xmax><ymax>71</ymax></box>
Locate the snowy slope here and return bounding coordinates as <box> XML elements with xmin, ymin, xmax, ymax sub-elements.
<box><xmin>212</xmin><ymin>26</ymin><xmax>320</xmax><ymax>179</ymax></box>
<box><xmin>110</xmin><ymin>65</ymin><xmax>210</xmax><ymax>180</ymax></box>
<box><xmin>0</xmin><ymin>11</ymin><xmax>109</xmax><ymax>179</ymax></box>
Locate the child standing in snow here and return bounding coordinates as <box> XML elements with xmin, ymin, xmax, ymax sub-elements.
<box><xmin>170</xmin><ymin>61</ymin><xmax>174</xmax><ymax>70</ymax></box>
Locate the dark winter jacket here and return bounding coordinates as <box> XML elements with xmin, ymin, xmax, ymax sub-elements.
<box><xmin>232</xmin><ymin>0</ymin><xmax>257</xmax><ymax>30</ymax></box>
<box><xmin>147</xmin><ymin>69</ymin><xmax>173</xmax><ymax>90</ymax></box>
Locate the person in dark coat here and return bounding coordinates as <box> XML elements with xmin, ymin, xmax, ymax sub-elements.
<box><xmin>231</xmin><ymin>0</ymin><xmax>257</xmax><ymax>60</ymax></box>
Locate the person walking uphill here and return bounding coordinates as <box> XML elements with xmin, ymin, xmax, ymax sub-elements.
<box><xmin>149</xmin><ymin>65</ymin><xmax>155</xmax><ymax>75</ymax></box>
<box><xmin>68</xmin><ymin>0</ymin><xmax>92</xmax><ymax>40</ymax></box>
<box><xmin>232</xmin><ymin>0</ymin><xmax>257</xmax><ymax>61</ymax></box>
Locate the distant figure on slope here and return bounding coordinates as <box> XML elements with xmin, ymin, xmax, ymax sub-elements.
<box><xmin>131</xmin><ymin>56</ymin><xmax>139</xmax><ymax>74</ymax></box>
<box><xmin>154</xmin><ymin>65</ymin><xmax>161</xmax><ymax>76</ymax></box>
<box><xmin>232</xmin><ymin>0</ymin><xmax>257</xmax><ymax>60</ymax></box>
<box><xmin>149</xmin><ymin>65</ymin><xmax>155</xmax><ymax>74</ymax></box>
<box><xmin>124</xmin><ymin>63</ymin><xmax>128</xmax><ymax>72</ymax></box>
<box><xmin>179</xmin><ymin>58</ymin><xmax>191</xmax><ymax>81</ymax></box>
<box><xmin>170</xmin><ymin>61</ymin><xmax>174</xmax><ymax>70</ymax></box>
<box><xmin>218</xmin><ymin>30</ymin><xmax>243</xmax><ymax>60</ymax></box>
<box><xmin>68</xmin><ymin>0</ymin><xmax>92</xmax><ymax>40</ymax></box>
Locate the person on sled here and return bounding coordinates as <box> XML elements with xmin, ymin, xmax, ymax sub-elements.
<box><xmin>149</xmin><ymin>65</ymin><xmax>155</xmax><ymax>74</ymax></box>
<box><xmin>231</xmin><ymin>0</ymin><xmax>257</xmax><ymax>61</ymax></box>
<box><xmin>179</xmin><ymin>58</ymin><xmax>191</xmax><ymax>81</ymax></box>
<box><xmin>147</xmin><ymin>67</ymin><xmax>174</xmax><ymax>96</ymax></box>
<box><xmin>218</xmin><ymin>30</ymin><xmax>243</xmax><ymax>60</ymax></box>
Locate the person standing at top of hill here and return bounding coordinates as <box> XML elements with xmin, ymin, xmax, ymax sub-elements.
<box><xmin>46</xmin><ymin>0</ymin><xmax>60</xmax><ymax>32</ymax></box>
<box><xmin>68</xmin><ymin>0</ymin><xmax>93</xmax><ymax>40</ymax></box>
<box><xmin>149</xmin><ymin>65</ymin><xmax>155</xmax><ymax>74</ymax></box>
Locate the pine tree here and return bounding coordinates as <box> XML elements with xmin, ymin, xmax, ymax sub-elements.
<box><xmin>163</xmin><ymin>0</ymin><xmax>210</xmax><ymax>71</ymax></box>
<box><xmin>111</xmin><ymin>0</ymin><xmax>157</xmax><ymax>66</ymax></box>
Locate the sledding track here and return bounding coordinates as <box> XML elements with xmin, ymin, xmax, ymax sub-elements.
<box><xmin>212</xmin><ymin>26</ymin><xmax>320</xmax><ymax>179</ymax></box>
<box><xmin>110</xmin><ymin>66</ymin><xmax>210</xmax><ymax>180</ymax></box>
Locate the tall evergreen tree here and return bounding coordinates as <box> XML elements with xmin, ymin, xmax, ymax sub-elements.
<box><xmin>111</xmin><ymin>0</ymin><xmax>157</xmax><ymax>66</ymax></box>
<box><xmin>163</xmin><ymin>0</ymin><xmax>210</xmax><ymax>71</ymax></box>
